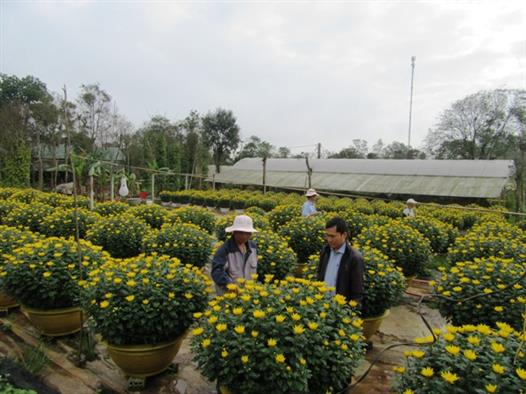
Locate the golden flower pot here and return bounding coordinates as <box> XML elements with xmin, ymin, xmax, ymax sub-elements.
<box><xmin>0</xmin><ymin>291</ymin><xmax>19</xmax><ymax>310</ymax></box>
<box><xmin>21</xmin><ymin>305</ymin><xmax>82</xmax><ymax>337</ymax></box>
<box><xmin>107</xmin><ymin>336</ymin><xmax>185</xmax><ymax>378</ymax></box>
<box><xmin>362</xmin><ymin>309</ymin><xmax>390</xmax><ymax>342</ymax></box>
<box><xmin>220</xmin><ymin>386</ymin><xmax>233</xmax><ymax>394</ymax></box>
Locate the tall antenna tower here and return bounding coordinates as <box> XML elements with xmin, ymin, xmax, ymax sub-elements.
<box><xmin>408</xmin><ymin>56</ymin><xmax>416</xmax><ymax>147</ymax></box>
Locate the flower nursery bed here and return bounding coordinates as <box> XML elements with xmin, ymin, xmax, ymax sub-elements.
<box><xmin>0</xmin><ymin>303</ymin><xmax>448</xmax><ymax>394</ymax></box>
<box><xmin>0</xmin><ymin>310</ymin><xmax>202</xmax><ymax>394</ymax></box>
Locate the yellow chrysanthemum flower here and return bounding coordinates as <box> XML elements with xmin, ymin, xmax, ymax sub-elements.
<box><xmin>275</xmin><ymin>315</ymin><xmax>286</xmax><ymax>323</ymax></box>
<box><xmin>420</xmin><ymin>367</ymin><xmax>434</xmax><ymax>377</ymax></box>
<box><xmin>192</xmin><ymin>327</ymin><xmax>204</xmax><ymax>336</ymax></box>
<box><xmin>440</xmin><ymin>371</ymin><xmax>459</xmax><ymax>384</ymax></box>
<box><xmin>463</xmin><ymin>349</ymin><xmax>477</xmax><ymax>361</ymax></box>
<box><xmin>275</xmin><ymin>354</ymin><xmax>286</xmax><ymax>363</ymax></box>
<box><xmin>485</xmin><ymin>384</ymin><xmax>497</xmax><ymax>393</ymax></box>
<box><xmin>293</xmin><ymin>325</ymin><xmax>305</xmax><ymax>335</ymax></box>
<box><xmin>100</xmin><ymin>300</ymin><xmax>110</xmax><ymax>309</ymax></box>
<box><xmin>393</xmin><ymin>366</ymin><xmax>405</xmax><ymax>374</ymax></box>
<box><xmin>445</xmin><ymin>345</ymin><xmax>460</xmax><ymax>356</ymax></box>
<box><xmin>490</xmin><ymin>342</ymin><xmax>505</xmax><ymax>353</ymax></box>
<box><xmin>492</xmin><ymin>364</ymin><xmax>505</xmax><ymax>374</ymax></box>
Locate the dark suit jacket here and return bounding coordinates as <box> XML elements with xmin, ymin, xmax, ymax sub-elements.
<box><xmin>316</xmin><ymin>243</ymin><xmax>365</xmax><ymax>308</ymax></box>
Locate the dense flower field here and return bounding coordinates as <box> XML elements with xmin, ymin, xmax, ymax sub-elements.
<box><xmin>0</xmin><ymin>186</ymin><xmax>524</xmax><ymax>393</ymax></box>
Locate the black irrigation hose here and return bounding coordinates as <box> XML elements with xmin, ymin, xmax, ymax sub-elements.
<box><xmin>341</xmin><ymin>266</ymin><xmax>526</xmax><ymax>394</ymax></box>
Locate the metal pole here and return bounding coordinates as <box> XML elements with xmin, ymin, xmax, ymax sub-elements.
<box><xmin>151</xmin><ymin>174</ymin><xmax>155</xmax><ymax>203</ymax></box>
<box><xmin>110</xmin><ymin>171</ymin><xmax>114</xmax><ymax>201</ymax></box>
<box><xmin>408</xmin><ymin>56</ymin><xmax>416</xmax><ymax>147</ymax></box>
<box><xmin>89</xmin><ymin>175</ymin><xmax>94</xmax><ymax>210</ymax></box>
<box><xmin>262</xmin><ymin>156</ymin><xmax>267</xmax><ymax>194</ymax></box>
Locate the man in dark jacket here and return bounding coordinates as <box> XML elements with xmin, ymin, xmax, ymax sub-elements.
<box><xmin>316</xmin><ymin>216</ymin><xmax>365</xmax><ymax>308</ymax></box>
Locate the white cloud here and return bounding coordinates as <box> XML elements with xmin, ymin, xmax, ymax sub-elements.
<box><xmin>2</xmin><ymin>0</ymin><xmax>524</xmax><ymax>153</ymax></box>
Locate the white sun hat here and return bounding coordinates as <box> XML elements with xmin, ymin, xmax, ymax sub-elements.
<box><xmin>225</xmin><ymin>215</ymin><xmax>258</xmax><ymax>233</ymax></box>
<box><xmin>305</xmin><ymin>188</ymin><xmax>319</xmax><ymax>197</ymax></box>
<box><xmin>406</xmin><ymin>198</ymin><xmax>418</xmax><ymax>204</ymax></box>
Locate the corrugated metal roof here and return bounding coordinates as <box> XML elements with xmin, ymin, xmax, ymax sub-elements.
<box><xmin>233</xmin><ymin>158</ymin><xmax>514</xmax><ymax>178</ymax></box>
<box><xmin>208</xmin><ymin>158</ymin><xmax>515</xmax><ymax>199</ymax></box>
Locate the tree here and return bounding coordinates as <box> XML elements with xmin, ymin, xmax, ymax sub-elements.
<box><xmin>352</xmin><ymin>139</ymin><xmax>368</xmax><ymax>157</ymax></box>
<box><xmin>180</xmin><ymin>110</ymin><xmax>207</xmax><ymax>182</ymax></box>
<box><xmin>138</xmin><ymin>115</ymin><xmax>182</xmax><ymax>190</ymax></box>
<box><xmin>425</xmin><ymin>89</ymin><xmax>525</xmax><ymax>159</ymax></box>
<box><xmin>237</xmin><ymin>135</ymin><xmax>275</xmax><ymax>160</ymax></box>
<box><xmin>328</xmin><ymin>146</ymin><xmax>364</xmax><ymax>159</ymax></box>
<box><xmin>202</xmin><ymin>108</ymin><xmax>240</xmax><ymax>173</ymax></box>
<box><xmin>0</xmin><ymin>74</ymin><xmax>54</xmax><ymax>187</ymax></box>
<box><xmin>278</xmin><ymin>146</ymin><xmax>291</xmax><ymax>158</ymax></box>
<box><xmin>383</xmin><ymin>141</ymin><xmax>425</xmax><ymax>159</ymax></box>
<box><xmin>367</xmin><ymin>139</ymin><xmax>384</xmax><ymax>159</ymax></box>
<box><xmin>328</xmin><ymin>139</ymin><xmax>369</xmax><ymax>159</ymax></box>
<box><xmin>76</xmin><ymin>83</ymin><xmax>112</xmax><ymax>150</ymax></box>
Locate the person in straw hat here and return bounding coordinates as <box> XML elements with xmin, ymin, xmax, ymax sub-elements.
<box><xmin>403</xmin><ymin>198</ymin><xmax>418</xmax><ymax>217</ymax></box>
<box><xmin>302</xmin><ymin>188</ymin><xmax>320</xmax><ymax>217</ymax></box>
<box><xmin>211</xmin><ymin>215</ymin><xmax>259</xmax><ymax>295</ymax></box>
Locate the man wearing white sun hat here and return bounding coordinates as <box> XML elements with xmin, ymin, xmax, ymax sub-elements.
<box><xmin>302</xmin><ymin>188</ymin><xmax>320</xmax><ymax>217</ymax></box>
<box><xmin>211</xmin><ymin>215</ymin><xmax>259</xmax><ymax>295</ymax></box>
<box><xmin>403</xmin><ymin>198</ymin><xmax>418</xmax><ymax>217</ymax></box>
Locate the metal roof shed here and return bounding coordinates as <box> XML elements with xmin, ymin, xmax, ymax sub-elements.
<box><xmin>209</xmin><ymin>158</ymin><xmax>514</xmax><ymax>199</ymax></box>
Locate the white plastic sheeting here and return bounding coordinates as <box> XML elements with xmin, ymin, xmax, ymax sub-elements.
<box><xmin>208</xmin><ymin>159</ymin><xmax>514</xmax><ymax>198</ymax></box>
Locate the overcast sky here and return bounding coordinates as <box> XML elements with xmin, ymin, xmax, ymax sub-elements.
<box><xmin>1</xmin><ymin>0</ymin><xmax>525</xmax><ymax>153</ymax></box>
